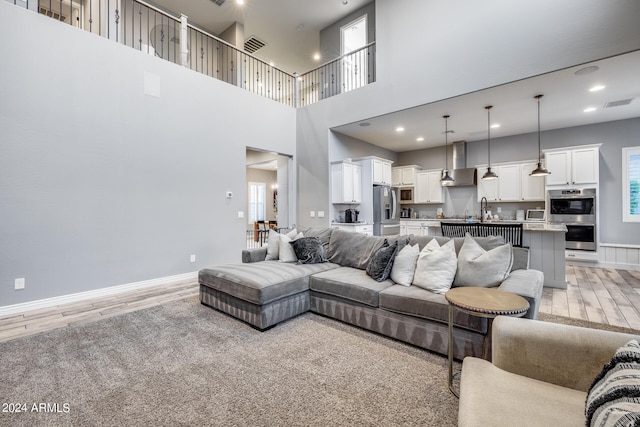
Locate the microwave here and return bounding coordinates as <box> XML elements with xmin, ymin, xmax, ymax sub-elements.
<box><xmin>399</xmin><ymin>187</ymin><xmax>414</xmax><ymax>203</ymax></box>
<box><xmin>525</xmin><ymin>209</ymin><xmax>546</xmax><ymax>222</ymax></box>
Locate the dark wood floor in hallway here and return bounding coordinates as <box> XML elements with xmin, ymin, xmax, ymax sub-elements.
<box><xmin>1</xmin><ymin>264</ymin><xmax>640</xmax><ymax>343</ymax></box>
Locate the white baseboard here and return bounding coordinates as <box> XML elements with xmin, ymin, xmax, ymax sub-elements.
<box><xmin>594</xmin><ymin>261</ymin><xmax>640</xmax><ymax>272</ymax></box>
<box><xmin>0</xmin><ymin>271</ymin><xmax>198</xmax><ymax>317</ymax></box>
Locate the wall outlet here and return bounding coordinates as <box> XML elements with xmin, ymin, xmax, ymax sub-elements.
<box><xmin>190</xmin><ymin>254</ymin><xmax>196</xmax><ymax>263</ymax></box>
<box><xmin>226</xmin><ymin>191</ymin><xmax>233</xmax><ymax>199</ymax></box>
<box><xmin>238</xmin><ymin>211</ymin><xmax>244</xmax><ymax>219</ymax></box>
<box><xmin>497</xmin><ymin>207</ymin><xmax>502</xmax><ymax>213</ymax></box>
<box><xmin>318</xmin><ymin>211</ymin><xmax>325</xmax><ymax>218</ymax></box>
<box><xmin>15</xmin><ymin>278</ymin><xmax>25</xmax><ymax>290</ymax></box>
<box><xmin>310</xmin><ymin>211</ymin><xmax>315</xmax><ymax>217</ymax></box>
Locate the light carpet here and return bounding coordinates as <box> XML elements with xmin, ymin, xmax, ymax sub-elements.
<box><xmin>0</xmin><ymin>296</ymin><xmax>460</xmax><ymax>426</ymax></box>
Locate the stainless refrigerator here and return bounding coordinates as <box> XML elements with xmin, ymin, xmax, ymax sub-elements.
<box><xmin>373</xmin><ymin>185</ymin><xmax>401</xmax><ymax>236</ymax></box>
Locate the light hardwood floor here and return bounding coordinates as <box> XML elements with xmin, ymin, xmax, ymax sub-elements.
<box><xmin>2</xmin><ymin>265</ymin><xmax>640</xmax><ymax>343</ymax></box>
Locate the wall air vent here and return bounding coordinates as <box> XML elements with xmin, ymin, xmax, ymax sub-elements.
<box><xmin>39</xmin><ymin>6</ymin><xmax>67</xmax><ymax>22</ymax></box>
<box><xmin>244</xmin><ymin>36</ymin><xmax>266</xmax><ymax>54</ymax></box>
<box><xmin>210</xmin><ymin>0</ymin><xmax>226</xmax><ymax>5</ymax></box>
<box><xmin>603</xmin><ymin>98</ymin><xmax>634</xmax><ymax>108</ymax></box>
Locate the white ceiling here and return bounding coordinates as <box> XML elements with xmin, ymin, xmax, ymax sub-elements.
<box><xmin>332</xmin><ymin>50</ymin><xmax>640</xmax><ymax>152</ymax></box>
<box><xmin>147</xmin><ymin>0</ymin><xmax>372</xmax><ymax>74</ymax></box>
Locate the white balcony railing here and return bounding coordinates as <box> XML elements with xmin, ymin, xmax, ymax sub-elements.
<box><xmin>8</xmin><ymin>0</ymin><xmax>376</xmax><ymax>107</ymax></box>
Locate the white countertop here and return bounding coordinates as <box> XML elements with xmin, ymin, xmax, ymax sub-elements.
<box><xmin>522</xmin><ymin>223</ymin><xmax>567</xmax><ymax>232</ymax></box>
<box><xmin>399</xmin><ymin>219</ymin><xmax>567</xmax><ymax>232</ymax></box>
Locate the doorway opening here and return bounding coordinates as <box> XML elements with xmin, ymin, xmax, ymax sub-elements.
<box><xmin>246</xmin><ymin>148</ymin><xmax>292</xmax><ymax>248</ymax></box>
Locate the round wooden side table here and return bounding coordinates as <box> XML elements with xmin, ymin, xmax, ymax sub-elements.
<box><xmin>445</xmin><ymin>287</ymin><xmax>530</xmax><ymax>397</ymax></box>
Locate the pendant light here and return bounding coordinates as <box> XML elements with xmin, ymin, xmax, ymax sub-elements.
<box><xmin>441</xmin><ymin>115</ymin><xmax>454</xmax><ymax>183</ymax></box>
<box><xmin>530</xmin><ymin>94</ymin><xmax>551</xmax><ymax>176</ymax></box>
<box><xmin>482</xmin><ymin>105</ymin><xmax>498</xmax><ymax>180</ymax></box>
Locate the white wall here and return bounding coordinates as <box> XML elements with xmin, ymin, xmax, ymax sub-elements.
<box><xmin>296</xmin><ymin>0</ymin><xmax>640</xmax><ymax>228</ymax></box>
<box><xmin>0</xmin><ymin>3</ymin><xmax>296</xmax><ymax>307</ymax></box>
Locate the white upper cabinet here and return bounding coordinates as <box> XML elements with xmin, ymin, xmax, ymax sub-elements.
<box><xmin>477</xmin><ymin>161</ymin><xmax>544</xmax><ymax>202</ymax></box>
<box><xmin>477</xmin><ymin>168</ymin><xmax>499</xmax><ymax>201</ymax></box>
<box><xmin>544</xmin><ymin>145</ymin><xmax>600</xmax><ymax>187</ymax></box>
<box><xmin>331</xmin><ymin>161</ymin><xmax>362</xmax><ymax>204</ymax></box>
<box><xmin>497</xmin><ymin>164</ymin><xmax>521</xmax><ymax>201</ymax></box>
<box><xmin>415</xmin><ymin>170</ymin><xmax>444</xmax><ymax>203</ymax></box>
<box><xmin>572</xmin><ymin>147</ymin><xmax>599</xmax><ymax>185</ymax></box>
<box><xmin>521</xmin><ymin>162</ymin><xmax>546</xmax><ymax>201</ymax></box>
<box><xmin>373</xmin><ymin>158</ymin><xmax>393</xmax><ymax>185</ymax></box>
<box><xmin>545</xmin><ymin>151</ymin><xmax>571</xmax><ymax>186</ymax></box>
<box><xmin>392</xmin><ymin>165</ymin><xmax>421</xmax><ymax>186</ymax></box>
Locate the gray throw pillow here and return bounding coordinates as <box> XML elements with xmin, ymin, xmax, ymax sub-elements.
<box><xmin>366</xmin><ymin>239</ymin><xmax>399</xmax><ymax>282</ymax></box>
<box><xmin>453</xmin><ymin>234</ymin><xmax>513</xmax><ymax>287</ymax></box>
<box><xmin>290</xmin><ymin>237</ymin><xmax>328</xmax><ymax>264</ymax></box>
<box><xmin>328</xmin><ymin>229</ymin><xmax>385</xmax><ymax>269</ymax></box>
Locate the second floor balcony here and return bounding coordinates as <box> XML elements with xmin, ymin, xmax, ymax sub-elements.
<box><xmin>11</xmin><ymin>0</ymin><xmax>376</xmax><ymax>107</ymax></box>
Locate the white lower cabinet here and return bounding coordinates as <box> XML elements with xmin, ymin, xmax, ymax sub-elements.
<box><xmin>333</xmin><ymin>224</ymin><xmax>373</xmax><ymax>235</ymax></box>
<box><xmin>401</xmin><ymin>221</ymin><xmax>441</xmax><ymax>237</ymax></box>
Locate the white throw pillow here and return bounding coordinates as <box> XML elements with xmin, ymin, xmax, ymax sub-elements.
<box><xmin>454</xmin><ymin>234</ymin><xmax>513</xmax><ymax>287</ymax></box>
<box><xmin>265</xmin><ymin>228</ymin><xmax>297</xmax><ymax>260</ymax></box>
<box><xmin>278</xmin><ymin>232</ymin><xmax>304</xmax><ymax>263</ymax></box>
<box><xmin>390</xmin><ymin>243</ymin><xmax>420</xmax><ymax>286</ymax></box>
<box><xmin>412</xmin><ymin>239</ymin><xmax>457</xmax><ymax>294</ymax></box>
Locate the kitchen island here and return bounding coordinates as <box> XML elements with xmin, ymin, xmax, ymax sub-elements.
<box><xmin>400</xmin><ymin>219</ymin><xmax>567</xmax><ymax>288</ymax></box>
<box><xmin>522</xmin><ymin>223</ymin><xmax>567</xmax><ymax>289</ymax></box>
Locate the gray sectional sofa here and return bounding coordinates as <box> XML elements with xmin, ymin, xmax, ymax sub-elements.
<box><xmin>199</xmin><ymin>228</ymin><xmax>544</xmax><ymax>359</ymax></box>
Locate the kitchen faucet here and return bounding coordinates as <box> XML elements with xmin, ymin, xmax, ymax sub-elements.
<box><xmin>480</xmin><ymin>197</ymin><xmax>488</xmax><ymax>223</ymax></box>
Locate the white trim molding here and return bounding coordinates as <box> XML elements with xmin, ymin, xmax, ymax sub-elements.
<box><xmin>0</xmin><ymin>272</ymin><xmax>198</xmax><ymax>317</ymax></box>
<box><xmin>598</xmin><ymin>243</ymin><xmax>640</xmax><ymax>271</ymax></box>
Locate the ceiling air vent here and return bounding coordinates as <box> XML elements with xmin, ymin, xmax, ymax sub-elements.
<box><xmin>603</xmin><ymin>98</ymin><xmax>634</xmax><ymax>109</ymax></box>
<box><xmin>210</xmin><ymin>0</ymin><xmax>226</xmax><ymax>5</ymax></box>
<box><xmin>244</xmin><ymin>36</ymin><xmax>266</xmax><ymax>54</ymax></box>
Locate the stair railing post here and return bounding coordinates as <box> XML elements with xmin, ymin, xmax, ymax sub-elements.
<box><xmin>180</xmin><ymin>14</ymin><xmax>188</xmax><ymax>68</ymax></box>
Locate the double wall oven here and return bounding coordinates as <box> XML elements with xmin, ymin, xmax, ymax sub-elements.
<box><xmin>548</xmin><ymin>188</ymin><xmax>596</xmax><ymax>251</ymax></box>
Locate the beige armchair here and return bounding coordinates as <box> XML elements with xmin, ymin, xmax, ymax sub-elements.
<box><xmin>458</xmin><ymin>316</ymin><xmax>639</xmax><ymax>426</ymax></box>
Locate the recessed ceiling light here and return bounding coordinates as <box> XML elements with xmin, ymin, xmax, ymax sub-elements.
<box><xmin>359</xmin><ymin>122</ymin><xmax>370</xmax><ymax>127</ymax></box>
<box><xmin>589</xmin><ymin>85</ymin><xmax>606</xmax><ymax>92</ymax></box>
<box><xmin>313</xmin><ymin>53</ymin><xmax>321</xmax><ymax>61</ymax></box>
<box><xmin>491</xmin><ymin>124</ymin><xmax>501</xmax><ymax>129</ymax></box>
<box><xmin>574</xmin><ymin>65</ymin><xmax>599</xmax><ymax>76</ymax></box>
<box><xmin>395</xmin><ymin>126</ymin><xmax>405</xmax><ymax>132</ymax></box>
<box><xmin>416</xmin><ymin>137</ymin><xmax>424</xmax><ymax>142</ymax></box>
<box><xmin>236</xmin><ymin>0</ymin><xmax>244</xmax><ymax>4</ymax></box>
<box><xmin>584</xmin><ymin>107</ymin><xmax>597</xmax><ymax>113</ymax></box>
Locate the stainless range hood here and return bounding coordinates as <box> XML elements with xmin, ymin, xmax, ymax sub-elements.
<box><xmin>441</xmin><ymin>141</ymin><xmax>477</xmax><ymax>187</ymax></box>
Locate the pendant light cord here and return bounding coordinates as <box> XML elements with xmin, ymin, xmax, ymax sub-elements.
<box><xmin>486</xmin><ymin>106</ymin><xmax>492</xmax><ymax>167</ymax></box>
<box><xmin>444</xmin><ymin>115</ymin><xmax>449</xmax><ymax>169</ymax></box>
<box><xmin>537</xmin><ymin>94</ymin><xmax>542</xmax><ymax>164</ymax></box>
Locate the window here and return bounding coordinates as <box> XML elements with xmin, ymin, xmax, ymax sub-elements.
<box><xmin>340</xmin><ymin>15</ymin><xmax>367</xmax><ymax>93</ymax></box>
<box><xmin>623</xmin><ymin>146</ymin><xmax>640</xmax><ymax>222</ymax></box>
<box><xmin>248</xmin><ymin>182</ymin><xmax>266</xmax><ymax>223</ymax></box>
